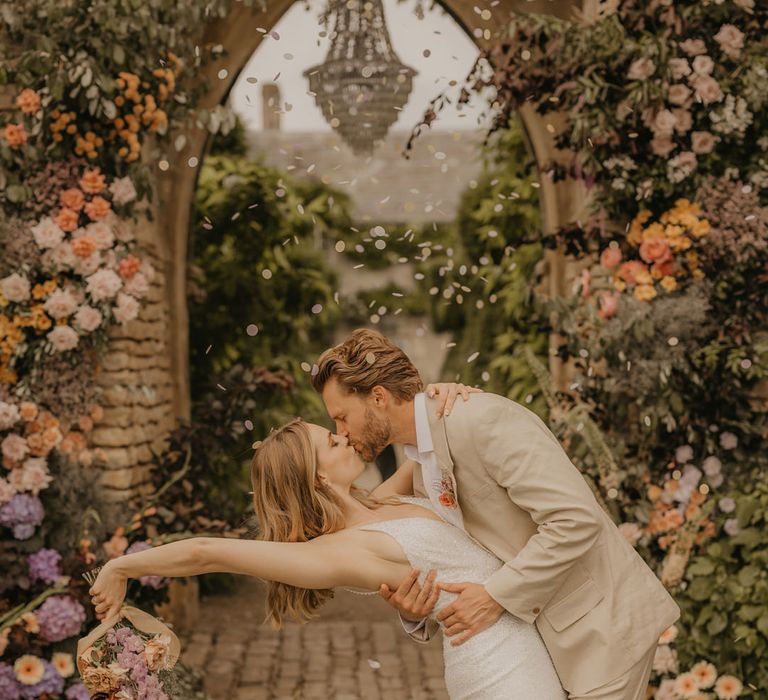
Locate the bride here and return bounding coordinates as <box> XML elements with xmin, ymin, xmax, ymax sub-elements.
<box><xmin>90</xmin><ymin>391</ymin><xmax>566</xmax><ymax>699</ymax></box>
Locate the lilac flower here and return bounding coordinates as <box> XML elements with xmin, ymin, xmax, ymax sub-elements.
<box><xmin>115</xmin><ymin>626</ymin><xmax>145</xmax><ymax>653</ymax></box>
<box><xmin>18</xmin><ymin>660</ymin><xmax>64</xmax><ymax>699</ymax></box>
<box><xmin>65</xmin><ymin>682</ymin><xmax>91</xmax><ymax>700</ymax></box>
<box><xmin>36</xmin><ymin>595</ymin><xmax>87</xmax><ymax>642</ymax></box>
<box><xmin>28</xmin><ymin>548</ymin><xmax>63</xmax><ymax>584</ymax></box>
<box><xmin>0</xmin><ymin>662</ymin><xmax>22</xmax><ymax>700</ymax></box>
<box><xmin>0</xmin><ymin>494</ymin><xmax>44</xmax><ymax>539</ymax></box>
<box><xmin>126</xmin><ymin>542</ymin><xmax>170</xmax><ymax>589</ymax></box>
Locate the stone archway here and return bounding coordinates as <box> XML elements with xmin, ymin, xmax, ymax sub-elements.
<box><xmin>157</xmin><ymin>0</ymin><xmax>591</xmax><ymax>419</ymax></box>
<box><xmin>91</xmin><ymin>0</ymin><xmax>595</xmax><ymax>500</ymax></box>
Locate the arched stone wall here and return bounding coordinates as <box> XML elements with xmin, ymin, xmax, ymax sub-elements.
<box><xmin>91</xmin><ymin>0</ymin><xmax>593</xmax><ymax>497</ymax></box>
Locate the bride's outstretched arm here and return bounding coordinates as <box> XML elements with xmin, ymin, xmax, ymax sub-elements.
<box><xmin>89</xmin><ymin>533</ymin><xmax>385</xmax><ymax>620</ymax></box>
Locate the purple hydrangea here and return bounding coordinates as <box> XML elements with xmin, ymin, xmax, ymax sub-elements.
<box><xmin>126</xmin><ymin>542</ymin><xmax>170</xmax><ymax>589</ymax></box>
<box><xmin>115</xmin><ymin>626</ymin><xmax>145</xmax><ymax>653</ymax></box>
<box><xmin>36</xmin><ymin>595</ymin><xmax>86</xmax><ymax>642</ymax></box>
<box><xmin>65</xmin><ymin>682</ymin><xmax>91</xmax><ymax>700</ymax></box>
<box><xmin>0</xmin><ymin>662</ymin><xmax>22</xmax><ymax>700</ymax></box>
<box><xmin>28</xmin><ymin>548</ymin><xmax>63</xmax><ymax>584</ymax></box>
<box><xmin>19</xmin><ymin>660</ymin><xmax>64</xmax><ymax>699</ymax></box>
<box><xmin>0</xmin><ymin>494</ymin><xmax>44</xmax><ymax>539</ymax></box>
<box><xmin>136</xmin><ymin>672</ymin><xmax>168</xmax><ymax>700</ymax></box>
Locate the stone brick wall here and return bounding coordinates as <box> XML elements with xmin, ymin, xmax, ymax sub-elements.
<box><xmin>91</xmin><ymin>218</ymin><xmax>177</xmax><ymax>503</ymax></box>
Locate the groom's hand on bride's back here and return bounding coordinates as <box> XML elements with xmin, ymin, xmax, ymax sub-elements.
<box><xmin>436</xmin><ymin>582</ymin><xmax>504</xmax><ymax>646</ymax></box>
<box><xmin>379</xmin><ymin>568</ymin><xmax>440</xmax><ymax>621</ymax></box>
<box><xmin>424</xmin><ymin>382</ymin><xmax>483</xmax><ymax>418</ymax></box>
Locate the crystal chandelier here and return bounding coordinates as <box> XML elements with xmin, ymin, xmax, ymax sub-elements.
<box><xmin>304</xmin><ymin>0</ymin><xmax>417</xmax><ymax>155</ymax></box>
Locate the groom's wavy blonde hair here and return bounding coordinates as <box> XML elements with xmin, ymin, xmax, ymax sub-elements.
<box><xmin>310</xmin><ymin>328</ymin><xmax>423</xmax><ymax>400</ymax></box>
<box><xmin>250</xmin><ymin>418</ymin><xmax>395</xmax><ymax>628</ymax></box>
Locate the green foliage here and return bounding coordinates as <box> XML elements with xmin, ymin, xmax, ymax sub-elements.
<box><xmin>422</xmin><ymin>123</ymin><xmax>548</xmax><ymax>416</ymax></box>
<box><xmin>675</xmin><ymin>475</ymin><xmax>768</xmax><ymax>694</ymax></box>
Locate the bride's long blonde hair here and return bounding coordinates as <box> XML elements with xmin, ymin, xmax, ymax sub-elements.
<box><xmin>250</xmin><ymin>418</ymin><xmax>391</xmax><ymax>628</ymax></box>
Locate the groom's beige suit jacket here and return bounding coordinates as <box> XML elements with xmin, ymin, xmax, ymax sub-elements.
<box><xmin>410</xmin><ymin>392</ymin><xmax>679</xmax><ymax>695</ymax></box>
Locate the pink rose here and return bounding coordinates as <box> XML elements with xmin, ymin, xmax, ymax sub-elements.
<box><xmin>1</xmin><ymin>273</ymin><xmax>31</xmax><ymax>303</ymax></box>
<box><xmin>43</xmin><ymin>241</ymin><xmax>77</xmax><ymax>272</ymax></box>
<box><xmin>653</xmin><ymin>109</ymin><xmax>677</xmax><ymax>137</ymax></box>
<box><xmin>680</xmin><ymin>38</ymin><xmax>707</xmax><ymax>56</ymax></box>
<box><xmin>673</xmin><ymin>108</ymin><xmax>692</xmax><ymax>134</ymax></box>
<box><xmin>691</xmin><ymin>54</ymin><xmax>715</xmax><ymax>76</ymax></box>
<box><xmin>639</xmin><ymin>236</ymin><xmax>673</xmax><ymax>264</ymax></box>
<box><xmin>668</xmin><ymin>58</ymin><xmax>691</xmax><ymax>80</ymax></box>
<box><xmin>667</xmin><ymin>84</ymin><xmax>691</xmax><ymax>106</ymax></box>
<box><xmin>600</xmin><ymin>247</ymin><xmax>622</xmax><ymax>269</ymax></box>
<box><xmin>618</xmin><ymin>522</ymin><xmax>643</xmax><ymax>546</ymax></box>
<box><xmin>691</xmin><ymin>75</ymin><xmax>723</xmax><ymax>104</ymax></box>
<box><xmin>9</xmin><ymin>458</ymin><xmax>52</xmax><ymax>496</ymax></box>
<box><xmin>692</xmin><ymin>130</ymin><xmax>717</xmax><ymax>154</ymax></box>
<box><xmin>0</xmin><ymin>401</ymin><xmax>20</xmax><ymax>430</ymax></box>
<box><xmin>1</xmin><ymin>434</ymin><xmax>29</xmax><ymax>463</ymax></box>
<box><xmin>48</xmin><ymin>325</ymin><xmax>79</xmax><ymax>352</ymax></box>
<box><xmin>628</xmin><ymin>57</ymin><xmax>656</xmax><ymax>81</ymax></box>
<box><xmin>143</xmin><ymin>635</ymin><xmax>172</xmax><ymax>671</ymax></box>
<box><xmin>74</xmin><ymin>305</ymin><xmax>103</xmax><ymax>333</ymax></box>
<box><xmin>43</xmin><ymin>288</ymin><xmax>78</xmax><ymax>320</ymax></box>
<box><xmin>714</xmin><ymin>24</ymin><xmax>745</xmax><ymax>59</ymax></box>
<box><xmin>30</xmin><ymin>217</ymin><xmax>65</xmax><ymax>250</ymax></box>
<box><xmin>83</xmin><ymin>222</ymin><xmax>115</xmax><ymax>250</ymax></box>
<box><xmin>73</xmin><ymin>251</ymin><xmax>103</xmax><ymax>277</ymax></box>
<box><xmin>598</xmin><ymin>292</ymin><xmax>621</xmax><ymax>319</ymax></box>
<box><xmin>650</xmin><ymin>135</ymin><xmax>676</xmax><ymax>157</ymax></box>
<box><xmin>85</xmin><ymin>269</ymin><xmax>122</xmax><ymax>302</ymax></box>
<box><xmin>123</xmin><ymin>272</ymin><xmax>149</xmax><ymax>298</ymax></box>
<box><xmin>111</xmin><ymin>217</ymin><xmax>135</xmax><ymax>243</ymax></box>
<box><xmin>0</xmin><ymin>478</ymin><xmax>16</xmax><ymax>505</ymax></box>
<box><xmin>109</xmin><ymin>176</ymin><xmax>137</xmax><ymax>205</ymax></box>
<box><xmin>652</xmin><ymin>645</ymin><xmax>679</xmax><ymax>674</ymax></box>
<box><xmin>112</xmin><ymin>293</ymin><xmax>140</xmax><ymax>324</ymax></box>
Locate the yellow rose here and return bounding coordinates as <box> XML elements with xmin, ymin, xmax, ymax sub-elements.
<box><xmin>660</xmin><ymin>276</ymin><xmax>678</xmax><ymax>292</ymax></box>
<box><xmin>692</xmin><ymin>219</ymin><xmax>711</xmax><ymax>238</ymax></box>
<box><xmin>633</xmin><ymin>284</ymin><xmax>657</xmax><ymax>301</ymax></box>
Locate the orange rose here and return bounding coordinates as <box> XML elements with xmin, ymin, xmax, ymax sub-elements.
<box><xmin>84</xmin><ymin>196</ymin><xmax>111</xmax><ymax>220</ymax></box>
<box><xmin>60</xmin><ymin>188</ymin><xmax>85</xmax><ymax>211</ymax></box>
<box><xmin>652</xmin><ymin>260</ymin><xmax>677</xmax><ymax>279</ymax></box>
<box><xmin>19</xmin><ymin>402</ymin><xmax>38</xmax><ymax>422</ymax></box>
<box><xmin>4</xmin><ymin>123</ymin><xmax>27</xmax><ymax>148</ymax></box>
<box><xmin>16</xmin><ymin>89</ymin><xmax>41</xmax><ymax>114</ymax></box>
<box><xmin>72</xmin><ymin>236</ymin><xmax>97</xmax><ymax>258</ymax></box>
<box><xmin>617</xmin><ymin>261</ymin><xmax>649</xmax><ymax>286</ymax></box>
<box><xmin>438</xmin><ymin>492</ymin><xmax>457</xmax><ymax>508</ymax></box>
<box><xmin>117</xmin><ymin>255</ymin><xmax>142</xmax><ymax>280</ymax></box>
<box><xmin>79</xmin><ymin>168</ymin><xmax>107</xmax><ymax>194</ymax></box>
<box><xmin>639</xmin><ymin>235</ymin><xmax>672</xmax><ymax>264</ymax></box>
<box><xmin>55</xmin><ymin>208</ymin><xmax>79</xmax><ymax>232</ymax></box>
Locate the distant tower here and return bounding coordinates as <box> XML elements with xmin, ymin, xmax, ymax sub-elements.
<box><xmin>261</xmin><ymin>83</ymin><xmax>281</xmax><ymax>131</ymax></box>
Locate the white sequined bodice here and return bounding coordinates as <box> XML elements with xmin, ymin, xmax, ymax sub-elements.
<box><xmin>355</xmin><ymin>497</ymin><xmax>566</xmax><ymax>699</ymax></box>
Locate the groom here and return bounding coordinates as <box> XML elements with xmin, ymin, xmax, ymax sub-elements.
<box><xmin>312</xmin><ymin>328</ymin><xmax>679</xmax><ymax>700</ymax></box>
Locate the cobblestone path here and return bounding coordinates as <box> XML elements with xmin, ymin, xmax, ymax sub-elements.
<box><xmin>182</xmin><ymin>578</ymin><xmax>449</xmax><ymax>700</ymax></box>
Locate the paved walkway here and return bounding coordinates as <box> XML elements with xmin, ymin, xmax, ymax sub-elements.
<box><xmin>182</xmin><ymin>577</ymin><xmax>449</xmax><ymax>700</ymax></box>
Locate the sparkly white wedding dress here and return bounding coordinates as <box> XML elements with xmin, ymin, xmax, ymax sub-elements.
<box><xmin>355</xmin><ymin>497</ymin><xmax>566</xmax><ymax>700</ymax></box>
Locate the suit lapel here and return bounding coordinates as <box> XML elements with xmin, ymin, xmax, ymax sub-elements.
<box><xmin>425</xmin><ymin>396</ymin><xmax>455</xmax><ymax>476</ymax></box>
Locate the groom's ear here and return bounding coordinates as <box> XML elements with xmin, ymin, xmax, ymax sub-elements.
<box><xmin>370</xmin><ymin>385</ymin><xmax>388</xmax><ymax>407</ymax></box>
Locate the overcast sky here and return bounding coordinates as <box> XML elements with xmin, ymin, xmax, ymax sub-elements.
<box><xmin>229</xmin><ymin>0</ymin><xmax>489</xmax><ymax>133</ymax></box>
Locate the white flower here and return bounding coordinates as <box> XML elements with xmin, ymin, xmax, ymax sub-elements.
<box><xmin>715</xmin><ymin>674</ymin><xmax>743</xmax><ymax>699</ymax></box>
<box><xmin>667</xmin><ymin>151</ymin><xmax>698</xmax><ymax>183</ymax></box>
<box><xmin>710</xmin><ymin>95</ymin><xmax>752</xmax><ymax>135</ymax></box>
<box><xmin>51</xmin><ymin>652</ymin><xmax>75</xmax><ymax>679</ymax></box>
<box><xmin>655</xmin><ymin>679</ymin><xmax>679</xmax><ymax>700</ymax></box>
<box><xmin>669</xmin><ymin>58</ymin><xmax>692</xmax><ymax>80</ymax></box>
<box><xmin>1</xmin><ymin>273</ymin><xmax>31</xmax><ymax>303</ymax></box>
<box><xmin>628</xmin><ymin>57</ymin><xmax>656</xmax><ymax>81</ymax></box>
<box><xmin>73</xmin><ymin>250</ymin><xmax>103</xmax><ymax>277</ymax></box>
<box><xmin>30</xmin><ymin>217</ymin><xmax>65</xmax><ymax>250</ymax></box>
<box><xmin>675</xmin><ymin>445</ymin><xmax>694</xmax><ymax>463</ymax></box>
<box><xmin>112</xmin><ymin>293</ymin><xmax>140</xmax><ymax>324</ymax></box>
<box><xmin>618</xmin><ymin>522</ymin><xmax>643</xmax><ymax>545</ymax></box>
<box><xmin>714</xmin><ymin>24</ymin><xmax>745</xmax><ymax>59</ymax></box>
<box><xmin>85</xmin><ymin>268</ymin><xmax>122</xmax><ymax>302</ymax></box>
<box><xmin>43</xmin><ymin>288</ymin><xmax>78</xmax><ymax>319</ymax></box>
<box><xmin>74</xmin><ymin>305</ymin><xmax>104</xmax><ymax>333</ymax></box>
<box><xmin>702</xmin><ymin>456</ymin><xmax>722</xmax><ymax>476</ymax></box>
<box><xmin>668</xmin><ymin>84</ymin><xmax>692</xmax><ymax>106</ymax></box>
<box><xmin>109</xmin><ymin>176</ymin><xmax>138</xmax><ymax>205</ymax></box>
<box><xmin>653</xmin><ymin>644</ymin><xmax>679</xmax><ymax>674</ymax></box>
<box><xmin>84</xmin><ymin>222</ymin><xmax>115</xmax><ymax>250</ymax></box>
<box><xmin>691</xmin><ymin>74</ymin><xmax>723</xmax><ymax>105</ymax></box>
<box><xmin>724</xmin><ymin>518</ymin><xmax>741</xmax><ymax>536</ymax></box>
<box><xmin>653</xmin><ymin>109</ymin><xmax>678</xmax><ymax>137</ymax></box>
<box><xmin>48</xmin><ymin>325</ymin><xmax>79</xmax><ymax>352</ymax></box>
<box><xmin>43</xmin><ymin>241</ymin><xmax>77</xmax><ymax>272</ymax></box>
<box><xmin>0</xmin><ymin>401</ymin><xmax>21</xmax><ymax>430</ymax></box>
<box><xmin>719</xmin><ymin>431</ymin><xmax>738</xmax><ymax>449</ymax></box>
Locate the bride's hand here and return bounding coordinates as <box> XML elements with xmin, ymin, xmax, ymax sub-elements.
<box><xmin>425</xmin><ymin>382</ymin><xmax>483</xmax><ymax>418</ymax></box>
<box><xmin>89</xmin><ymin>561</ymin><xmax>128</xmax><ymax>621</ymax></box>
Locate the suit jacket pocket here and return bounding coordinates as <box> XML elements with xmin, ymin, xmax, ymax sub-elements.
<box><xmin>543</xmin><ymin>577</ymin><xmax>605</xmax><ymax>632</ymax></box>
